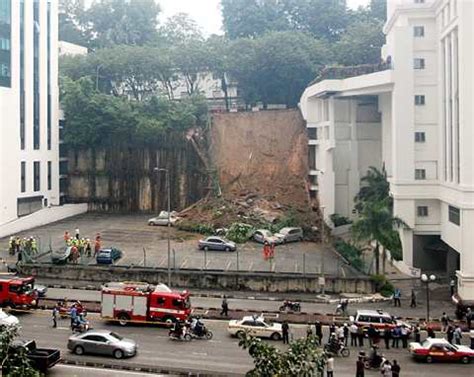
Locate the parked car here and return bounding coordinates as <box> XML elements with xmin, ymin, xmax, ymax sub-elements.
<box><xmin>96</xmin><ymin>248</ymin><xmax>123</xmax><ymax>265</ymax></box>
<box><xmin>51</xmin><ymin>246</ymin><xmax>72</xmax><ymax>265</ymax></box>
<box><xmin>274</xmin><ymin>227</ymin><xmax>303</xmax><ymax>243</ymax></box>
<box><xmin>228</xmin><ymin>315</ymin><xmax>282</xmax><ymax>340</ymax></box>
<box><xmin>253</xmin><ymin>229</ymin><xmax>282</xmax><ymax>245</ymax></box>
<box><xmin>0</xmin><ymin>309</ymin><xmax>19</xmax><ymax>328</ymax></box>
<box><xmin>409</xmin><ymin>338</ymin><xmax>474</xmax><ymax>364</ymax></box>
<box><xmin>148</xmin><ymin>211</ymin><xmax>179</xmax><ymax>226</ymax></box>
<box><xmin>68</xmin><ymin>330</ymin><xmax>137</xmax><ymax>359</ymax></box>
<box><xmin>34</xmin><ymin>284</ymin><xmax>48</xmax><ymax>298</ymax></box>
<box><xmin>198</xmin><ymin>237</ymin><xmax>236</xmax><ymax>252</ymax></box>
<box><xmin>350</xmin><ymin>309</ymin><xmax>412</xmax><ymax>334</ymax></box>
<box><xmin>10</xmin><ymin>340</ymin><xmax>61</xmax><ymax>373</ymax></box>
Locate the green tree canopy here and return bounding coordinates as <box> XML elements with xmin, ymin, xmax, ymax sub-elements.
<box><xmin>0</xmin><ymin>326</ymin><xmax>39</xmax><ymax>377</ymax></box>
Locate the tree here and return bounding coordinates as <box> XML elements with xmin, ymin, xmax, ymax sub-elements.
<box><xmin>59</xmin><ymin>0</ymin><xmax>89</xmax><ymax>46</ymax></box>
<box><xmin>227</xmin><ymin>31</ymin><xmax>330</xmax><ymax>107</ymax></box>
<box><xmin>354</xmin><ymin>166</ymin><xmax>391</xmax><ymax>213</ymax></box>
<box><xmin>157</xmin><ymin>13</ymin><xmax>204</xmax><ymax>46</ymax></box>
<box><xmin>238</xmin><ymin>332</ymin><xmax>326</xmax><ymax>376</ymax></box>
<box><xmin>85</xmin><ymin>0</ymin><xmax>161</xmax><ymax>48</ymax></box>
<box><xmin>0</xmin><ymin>325</ymin><xmax>39</xmax><ymax>377</ymax></box>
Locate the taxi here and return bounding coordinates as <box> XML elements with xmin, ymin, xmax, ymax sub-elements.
<box><xmin>409</xmin><ymin>338</ymin><xmax>474</xmax><ymax>364</ymax></box>
<box><xmin>228</xmin><ymin>315</ymin><xmax>282</xmax><ymax>341</ymax></box>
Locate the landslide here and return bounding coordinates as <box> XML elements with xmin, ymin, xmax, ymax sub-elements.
<box><xmin>178</xmin><ymin>109</ymin><xmax>319</xmax><ymax>237</ymax></box>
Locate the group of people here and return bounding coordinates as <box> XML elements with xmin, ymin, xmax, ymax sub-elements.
<box><xmin>9</xmin><ymin>235</ymin><xmax>38</xmax><ymax>258</ymax></box>
<box><xmin>355</xmin><ymin>352</ymin><xmax>401</xmax><ymax>377</ymax></box>
<box><xmin>63</xmin><ymin>229</ymin><xmax>102</xmax><ymax>263</ymax></box>
<box><xmin>441</xmin><ymin>311</ymin><xmax>466</xmax><ymax>344</ymax></box>
<box><xmin>51</xmin><ymin>299</ymin><xmax>88</xmax><ymax>331</ymax></box>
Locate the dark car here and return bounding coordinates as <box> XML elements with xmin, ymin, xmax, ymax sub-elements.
<box><xmin>96</xmin><ymin>248</ymin><xmax>122</xmax><ymax>265</ymax></box>
<box><xmin>10</xmin><ymin>340</ymin><xmax>60</xmax><ymax>373</ymax></box>
<box><xmin>198</xmin><ymin>237</ymin><xmax>236</xmax><ymax>252</ymax></box>
<box><xmin>51</xmin><ymin>246</ymin><xmax>72</xmax><ymax>265</ymax></box>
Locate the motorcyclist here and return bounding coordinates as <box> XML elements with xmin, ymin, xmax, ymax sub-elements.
<box><xmin>369</xmin><ymin>345</ymin><xmax>382</xmax><ymax>368</ymax></box>
<box><xmin>328</xmin><ymin>333</ymin><xmax>341</xmax><ymax>353</ymax></box>
<box><xmin>193</xmin><ymin>318</ymin><xmax>205</xmax><ymax>337</ymax></box>
<box><xmin>171</xmin><ymin>320</ymin><xmax>184</xmax><ymax>339</ymax></box>
<box><xmin>73</xmin><ymin>313</ymin><xmax>88</xmax><ymax>332</ymax></box>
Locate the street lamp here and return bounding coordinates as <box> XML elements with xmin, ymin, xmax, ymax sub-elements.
<box><xmin>154</xmin><ymin>167</ymin><xmax>171</xmax><ymax>287</ymax></box>
<box><xmin>421</xmin><ymin>273</ymin><xmax>436</xmax><ymax>322</ymax></box>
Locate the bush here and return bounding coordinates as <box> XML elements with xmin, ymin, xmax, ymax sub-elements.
<box><xmin>330</xmin><ymin>213</ymin><xmax>352</xmax><ymax>227</ymax></box>
<box><xmin>226</xmin><ymin>223</ymin><xmax>255</xmax><ymax>243</ymax></box>
<box><xmin>333</xmin><ymin>239</ymin><xmax>365</xmax><ymax>272</ymax></box>
<box><xmin>177</xmin><ymin>222</ymin><xmax>214</xmax><ymax>235</ymax></box>
<box><xmin>371</xmin><ymin>274</ymin><xmax>395</xmax><ymax>297</ymax></box>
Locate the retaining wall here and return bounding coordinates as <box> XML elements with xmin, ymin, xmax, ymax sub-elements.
<box><xmin>19</xmin><ymin>264</ymin><xmax>375</xmax><ymax>294</ymax></box>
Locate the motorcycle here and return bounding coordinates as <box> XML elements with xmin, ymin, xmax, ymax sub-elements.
<box><xmin>323</xmin><ymin>341</ymin><xmax>350</xmax><ymax>357</ymax></box>
<box><xmin>363</xmin><ymin>354</ymin><xmax>386</xmax><ymax>369</ymax></box>
<box><xmin>59</xmin><ymin>302</ymin><xmax>86</xmax><ymax>319</ymax></box>
<box><xmin>190</xmin><ymin>325</ymin><xmax>213</xmax><ymax>340</ymax></box>
<box><xmin>279</xmin><ymin>300</ymin><xmax>301</xmax><ymax>312</ymax></box>
<box><xmin>335</xmin><ymin>299</ymin><xmax>348</xmax><ymax>316</ymax></box>
<box><xmin>72</xmin><ymin>320</ymin><xmax>90</xmax><ymax>334</ymax></box>
<box><xmin>168</xmin><ymin>327</ymin><xmax>192</xmax><ymax>341</ymax></box>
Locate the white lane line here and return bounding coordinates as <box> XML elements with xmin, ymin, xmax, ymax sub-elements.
<box><xmin>248</xmin><ymin>262</ymin><xmax>254</xmax><ymax>271</ymax></box>
<box><xmin>180</xmin><ymin>258</ymin><xmax>188</xmax><ymax>268</ymax></box>
<box><xmin>205</xmin><ymin>259</ymin><xmax>211</xmax><ymax>269</ymax></box>
<box><xmin>225</xmin><ymin>260</ymin><xmax>232</xmax><ymax>271</ymax></box>
<box><xmin>294</xmin><ymin>262</ymin><xmax>298</xmax><ymax>273</ymax></box>
<box><xmin>158</xmin><ymin>256</ymin><xmax>166</xmax><ymax>267</ymax></box>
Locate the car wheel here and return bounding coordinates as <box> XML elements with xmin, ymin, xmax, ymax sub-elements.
<box><xmin>148</xmin><ymin>222</ymin><xmax>154</xmax><ymax>226</ymax></box>
<box><xmin>270</xmin><ymin>332</ymin><xmax>281</xmax><ymax>341</ymax></box>
<box><xmin>225</xmin><ymin>247</ymin><xmax>230</xmax><ymax>252</ymax></box>
<box><xmin>118</xmin><ymin>312</ymin><xmax>130</xmax><ymax>326</ymax></box>
<box><xmin>113</xmin><ymin>349</ymin><xmax>124</xmax><ymax>359</ymax></box>
<box><xmin>461</xmin><ymin>356</ymin><xmax>470</xmax><ymax>364</ymax></box>
<box><xmin>204</xmin><ymin>246</ymin><xmax>209</xmax><ymax>251</ymax></box>
<box><xmin>426</xmin><ymin>356</ymin><xmax>433</xmax><ymax>363</ymax></box>
<box><xmin>235</xmin><ymin>330</ymin><xmax>245</xmax><ymax>339</ymax></box>
<box><xmin>74</xmin><ymin>345</ymin><xmax>84</xmax><ymax>355</ymax></box>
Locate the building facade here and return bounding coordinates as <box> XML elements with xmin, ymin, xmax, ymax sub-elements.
<box><xmin>0</xmin><ymin>0</ymin><xmax>59</xmax><ymax>228</ymax></box>
<box><xmin>300</xmin><ymin>0</ymin><xmax>474</xmax><ymax>301</ymax></box>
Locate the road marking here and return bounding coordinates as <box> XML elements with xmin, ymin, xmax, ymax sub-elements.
<box><xmin>180</xmin><ymin>258</ymin><xmax>188</xmax><ymax>269</ymax></box>
<box><xmin>158</xmin><ymin>256</ymin><xmax>166</xmax><ymax>267</ymax></box>
<box><xmin>248</xmin><ymin>262</ymin><xmax>254</xmax><ymax>271</ymax></box>
<box><xmin>294</xmin><ymin>262</ymin><xmax>298</xmax><ymax>273</ymax></box>
<box><xmin>205</xmin><ymin>259</ymin><xmax>211</xmax><ymax>269</ymax></box>
<box><xmin>271</xmin><ymin>262</ymin><xmax>276</xmax><ymax>272</ymax></box>
<box><xmin>192</xmin><ymin>352</ymin><xmax>207</xmax><ymax>356</ymax></box>
<box><xmin>225</xmin><ymin>260</ymin><xmax>232</xmax><ymax>271</ymax></box>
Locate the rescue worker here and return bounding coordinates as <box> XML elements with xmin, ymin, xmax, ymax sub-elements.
<box><xmin>31</xmin><ymin>237</ymin><xmax>38</xmax><ymax>254</ymax></box>
<box><xmin>75</xmin><ymin>228</ymin><xmax>80</xmax><ymax>240</ymax></box>
<box><xmin>64</xmin><ymin>231</ymin><xmax>70</xmax><ymax>244</ymax></box>
<box><xmin>9</xmin><ymin>237</ymin><xmax>15</xmax><ymax>255</ymax></box>
<box><xmin>15</xmin><ymin>236</ymin><xmax>21</xmax><ymax>253</ymax></box>
<box><xmin>94</xmin><ymin>238</ymin><xmax>101</xmax><ymax>257</ymax></box>
<box><xmin>85</xmin><ymin>239</ymin><xmax>92</xmax><ymax>257</ymax></box>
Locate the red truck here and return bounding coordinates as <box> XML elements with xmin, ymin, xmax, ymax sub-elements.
<box><xmin>101</xmin><ymin>282</ymin><xmax>192</xmax><ymax>326</ymax></box>
<box><xmin>0</xmin><ymin>276</ymin><xmax>38</xmax><ymax>309</ymax></box>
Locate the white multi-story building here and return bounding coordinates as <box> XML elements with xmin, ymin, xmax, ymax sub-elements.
<box><xmin>300</xmin><ymin>0</ymin><xmax>474</xmax><ymax>301</ymax></box>
<box><xmin>0</xmin><ymin>0</ymin><xmax>60</xmax><ymax>228</ymax></box>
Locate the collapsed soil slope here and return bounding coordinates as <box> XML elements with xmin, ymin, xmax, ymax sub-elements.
<box><xmin>211</xmin><ymin>109</ymin><xmax>309</xmax><ymax>208</ymax></box>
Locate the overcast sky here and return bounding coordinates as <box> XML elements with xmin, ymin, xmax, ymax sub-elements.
<box><xmin>158</xmin><ymin>0</ymin><xmax>371</xmax><ymax>36</ymax></box>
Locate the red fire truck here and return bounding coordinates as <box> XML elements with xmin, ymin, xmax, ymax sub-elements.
<box><xmin>0</xmin><ymin>276</ymin><xmax>38</xmax><ymax>309</ymax></box>
<box><xmin>101</xmin><ymin>282</ymin><xmax>192</xmax><ymax>326</ymax></box>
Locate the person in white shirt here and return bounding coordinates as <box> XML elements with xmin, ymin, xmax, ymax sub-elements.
<box><xmin>350</xmin><ymin>323</ymin><xmax>359</xmax><ymax>347</ymax></box>
<box><xmin>380</xmin><ymin>360</ymin><xmax>392</xmax><ymax>377</ymax></box>
<box><xmin>326</xmin><ymin>354</ymin><xmax>334</xmax><ymax>377</ymax></box>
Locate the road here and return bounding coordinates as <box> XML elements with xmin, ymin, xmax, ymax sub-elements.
<box><xmin>49</xmin><ymin>365</ymin><xmax>169</xmax><ymax>376</ymax></box>
<box><xmin>15</xmin><ymin>310</ymin><xmax>474</xmax><ymax>376</ymax></box>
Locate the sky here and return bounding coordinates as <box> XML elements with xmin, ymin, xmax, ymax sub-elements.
<box><xmin>158</xmin><ymin>0</ymin><xmax>371</xmax><ymax>36</ymax></box>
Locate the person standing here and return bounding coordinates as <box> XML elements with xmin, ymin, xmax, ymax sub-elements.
<box><xmin>383</xmin><ymin>325</ymin><xmax>391</xmax><ymax>349</ymax></box>
<box><xmin>94</xmin><ymin>238</ymin><xmax>101</xmax><ymax>257</ymax></box>
<box><xmin>414</xmin><ymin>323</ymin><xmax>421</xmax><ymax>343</ymax></box>
<box><xmin>315</xmin><ymin>321</ymin><xmax>323</xmax><ymax>345</ymax></box>
<box><xmin>391</xmin><ymin>326</ymin><xmax>400</xmax><ymax>348</ymax></box>
<box><xmin>441</xmin><ymin>312</ymin><xmax>449</xmax><ymax>332</ymax></box>
<box><xmin>356</xmin><ymin>356</ymin><xmax>365</xmax><ymax>377</ymax></box>
<box><xmin>454</xmin><ymin>325</ymin><xmax>462</xmax><ymax>345</ymax></box>
<box><xmin>326</xmin><ymin>354</ymin><xmax>334</xmax><ymax>377</ymax></box>
<box><xmin>357</xmin><ymin>324</ymin><xmax>365</xmax><ymax>347</ymax></box>
<box><xmin>427</xmin><ymin>325</ymin><xmax>435</xmax><ymax>338</ymax></box>
<box><xmin>391</xmin><ymin>360</ymin><xmax>401</xmax><ymax>377</ymax></box>
<box><xmin>350</xmin><ymin>323</ymin><xmax>358</xmax><ymax>347</ymax></box>
<box><xmin>329</xmin><ymin>323</ymin><xmax>336</xmax><ymax>336</ymax></box>
<box><xmin>466</xmin><ymin>308</ymin><xmax>472</xmax><ymax>330</ymax></box>
<box><xmin>393</xmin><ymin>288</ymin><xmax>401</xmax><ymax>307</ymax></box>
<box><xmin>447</xmin><ymin>325</ymin><xmax>454</xmax><ymax>344</ymax></box>
<box><xmin>75</xmin><ymin>228</ymin><xmax>80</xmax><ymax>240</ymax></box>
<box><xmin>220</xmin><ymin>296</ymin><xmax>229</xmax><ymax>316</ymax></box>
<box><xmin>85</xmin><ymin>239</ymin><xmax>92</xmax><ymax>257</ymax></box>
<box><xmin>69</xmin><ymin>305</ymin><xmax>78</xmax><ymax>329</ymax></box>
<box><xmin>343</xmin><ymin>323</ymin><xmax>349</xmax><ymax>346</ymax></box>
<box><xmin>64</xmin><ymin>231</ymin><xmax>70</xmax><ymax>244</ymax></box>
<box><xmin>52</xmin><ymin>306</ymin><xmax>59</xmax><ymax>328</ymax></box>
<box><xmin>380</xmin><ymin>359</ymin><xmax>392</xmax><ymax>377</ymax></box>
<box><xmin>367</xmin><ymin>325</ymin><xmax>377</xmax><ymax>347</ymax></box>
<box><xmin>306</xmin><ymin>323</ymin><xmax>314</xmax><ymax>339</ymax></box>
<box><xmin>410</xmin><ymin>289</ymin><xmax>417</xmax><ymax>308</ymax></box>
<box><xmin>282</xmin><ymin>321</ymin><xmax>289</xmax><ymax>344</ymax></box>
<box><xmin>401</xmin><ymin>325</ymin><xmax>408</xmax><ymax>348</ymax></box>
<box><xmin>450</xmin><ymin>279</ymin><xmax>456</xmax><ymax>297</ymax></box>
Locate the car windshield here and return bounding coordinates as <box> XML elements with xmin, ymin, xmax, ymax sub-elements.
<box><xmin>100</xmin><ymin>250</ymin><xmax>111</xmax><ymax>255</ymax></box>
<box><xmin>109</xmin><ymin>332</ymin><xmax>123</xmax><ymax>341</ymax></box>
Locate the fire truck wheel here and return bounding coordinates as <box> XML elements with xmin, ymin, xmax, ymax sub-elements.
<box><xmin>113</xmin><ymin>349</ymin><xmax>124</xmax><ymax>359</ymax></box>
<box><xmin>163</xmin><ymin>316</ymin><xmax>175</xmax><ymax>326</ymax></box>
<box><xmin>74</xmin><ymin>345</ymin><xmax>84</xmax><ymax>355</ymax></box>
<box><xmin>118</xmin><ymin>313</ymin><xmax>130</xmax><ymax>326</ymax></box>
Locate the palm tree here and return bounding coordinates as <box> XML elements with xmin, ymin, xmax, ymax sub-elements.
<box><xmin>354</xmin><ymin>166</ymin><xmax>391</xmax><ymax>213</ymax></box>
<box><xmin>351</xmin><ymin>198</ymin><xmax>407</xmax><ymax>275</ymax></box>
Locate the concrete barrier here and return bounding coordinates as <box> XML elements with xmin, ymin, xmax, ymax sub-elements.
<box><xmin>0</xmin><ymin>204</ymin><xmax>88</xmax><ymax>238</ymax></box>
<box><xmin>19</xmin><ymin>264</ymin><xmax>375</xmax><ymax>294</ymax></box>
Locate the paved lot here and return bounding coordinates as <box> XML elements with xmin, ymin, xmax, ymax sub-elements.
<box><xmin>0</xmin><ymin>213</ymin><xmax>358</xmax><ymax>276</ymax></box>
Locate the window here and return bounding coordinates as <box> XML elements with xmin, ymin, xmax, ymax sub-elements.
<box><xmin>448</xmin><ymin>205</ymin><xmax>460</xmax><ymax>225</ymax></box>
<box><xmin>415</xmin><ymin>132</ymin><xmax>426</xmax><ymax>142</ymax></box>
<box><xmin>21</xmin><ymin>161</ymin><xmax>26</xmax><ymax>192</ymax></box>
<box><xmin>0</xmin><ymin>0</ymin><xmax>11</xmax><ymax>87</ymax></box>
<box><xmin>414</xmin><ymin>26</ymin><xmax>425</xmax><ymax>37</ymax></box>
<box><xmin>156</xmin><ymin>297</ymin><xmax>165</xmax><ymax>305</ymax></box>
<box><xmin>33</xmin><ymin>161</ymin><xmax>40</xmax><ymax>191</ymax></box>
<box><xmin>47</xmin><ymin>161</ymin><xmax>52</xmax><ymax>190</ymax></box>
<box><xmin>415</xmin><ymin>95</ymin><xmax>425</xmax><ymax>105</ymax></box>
<box><xmin>414</xmin><ymin>58</ymin><xmax>425</xmax><ymax>69</ymax></box>
<box><xmin>415</xmin><ymin>169</ymin><xmax>426</xmax><ymax>180</ymax></box>
<box><xmin>417</xmin><ymin>206</ymin><xmax>429</xmax><ymax>217</ymax></box>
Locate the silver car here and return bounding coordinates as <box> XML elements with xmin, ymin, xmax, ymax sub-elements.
<box><xmin>274</xmin><ymin>227</ymin><xmax>304</xmax><ymax>243</ymax></box>
<box><xmin>67</xmin><ymin>330</ymin><xmax>137</xmax><ymax>359</ymax></box>
<box><xmin>253</xmin><ymin>229</ymin><xmax>282</xmax><ymax>245</ymax></box>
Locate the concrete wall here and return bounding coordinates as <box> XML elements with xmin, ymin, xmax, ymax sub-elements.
<box><xmin>19</xmin><ymin>264</ymin><xmax>375</xmax><ymax>294</ymax></box>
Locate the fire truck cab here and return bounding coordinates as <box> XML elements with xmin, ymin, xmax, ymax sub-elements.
<box><xmin>0</xmin><ymin>276</ymin><xmax>38</xmax><ymax>309</ymax></box>
<box><xmin>101</xmin><ymin>282</ymin><xmax>191</xmax><ymax>326</ymax></box>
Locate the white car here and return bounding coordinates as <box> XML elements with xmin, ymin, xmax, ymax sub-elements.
<box><xmin>148</xmin><ymin>211</ymin><xmax>179</xmax><ymax>226</ymax></box>
<box><xmin>228</xmin><ymin>315</ymin><xmax>282</xmax><ymax>340</ymax></box>
<box><xmin>253</xmin><ymin>229</ymin><xmax>282</xmax><ymax>245</ymax></box>
<box><xmin>0</xmin><ymin>309</ymin><xmax>19</xmax><ymax>327</ymax></box>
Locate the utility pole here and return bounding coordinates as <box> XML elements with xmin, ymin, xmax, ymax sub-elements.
<box><xmin>320</xmin><ymin>205</ymin><xmax>326</xmax><ymax>294</ymax></box>
<box><xmin>154</xmin><ymin>167</ymin><xmax>171</xmax><ymax>287</ymax></box>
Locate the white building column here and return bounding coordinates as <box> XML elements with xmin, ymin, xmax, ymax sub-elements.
<box><xmin>457</xmin><ymin>210</ymin><xmax>474</xmax><ymax>301</ymax></box>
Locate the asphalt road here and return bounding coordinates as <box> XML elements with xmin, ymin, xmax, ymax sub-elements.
<box><xmin>49</xmin><ymin>365</ymin><xmax>168</xmax><ymax>376</ymax></box>
<box><xmin>0</xmin><ymin>213</ymin><xmax>356</xmax><ymax>276</ymax></box>
<box><xmin>15</xmin><ymin>311</ymin><xmax>474</xmax><ymax>376</ymax></box>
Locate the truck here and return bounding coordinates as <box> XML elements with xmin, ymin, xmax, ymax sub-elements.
<box><xmin>0</xmin><ymin>276</ymin><xmax>38</xmax><ymax>309</ymax></box>
<box><xmin>101</xmin><ymin>282</ymin><xmax>192</xmax><ymax>326</ymax></box>
<box><xmin>10</xmin><ymin>340</ymin><xmax>61</xmax><ymax>373</ymax></box>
